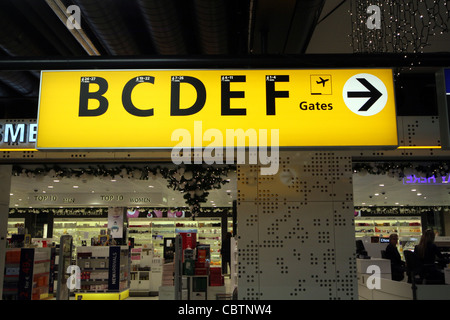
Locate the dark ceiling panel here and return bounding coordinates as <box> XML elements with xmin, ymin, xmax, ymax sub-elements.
<box><xmin>0</xmin><ymin>0</ymin><xmax>329</xmax><ymax>118</ymax></box>
<box><xmin>72</xmin><ymin>0</ymin><xmax>142</xmax><ymax>55</ymax></box>
<box><xmin>249</xmin><ymin>0</ymin><xmax>325</xmax><ymax>54</ymax></box>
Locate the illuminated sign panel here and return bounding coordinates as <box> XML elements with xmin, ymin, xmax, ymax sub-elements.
<box><xmin>37</xmin><ymin>69</ymin><xmax>398</xmax><ymax>150</ymax></box>
<box><xmin>0</xmin><ymin>120</ymin><xmax>37</xmax><ymax>150</ymax></box>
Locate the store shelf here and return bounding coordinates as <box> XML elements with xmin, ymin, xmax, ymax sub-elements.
<box><xmin>355</xmin><ymin>217</ymin><xmax>422</xmax><ymax>239</ymax></box>
<box><xmin>355</xmin><ymin>216</ymin><xmax>422</xmax><ymax>260</ymax></box>
<box><xmin>52</xmin><ymin>218</ymin><xmax>108</xmax><ymax>248</ymax></box>
<box><xmin>2</xmin><ymin>247</ymin><xmax>55</xmax><ymax>300</ymax></box>
<box><xmin>127</xmin><ymin>217</ymin><xmax>223</xmax><ymax>266</ymax></box>
<box><xmin>7</xmin><ymin>218</ymin><xmax>25</xmax><ymax>239</ymax></box>
<box><xmin>75</xmin><ymin>246</ymin><xmax>130</xmax><ymax>297</ymax></box>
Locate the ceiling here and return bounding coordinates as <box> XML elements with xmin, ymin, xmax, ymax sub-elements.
<box><xmin>9</xmin><ymin>165</ymin><xmax>237</xmax><ymax>208</ymax></box>
<box><xmin>353</xmin><ymin>171</ymin><xmax>450</xmax><ymax>207</ymax></box>
<box><xmin>2</xmin><ymin>1</ymin><xmax>450</xmax><ymax>210</ymax></box>
<box><xmin>0</xmin><ymin>0</ymin><xmax>326</xmax><ymax>118</ymax></box>
<box><xmin>9</xmin><ymin>162</ymin><xmax>450</xmax><ymax>209</ymax></box>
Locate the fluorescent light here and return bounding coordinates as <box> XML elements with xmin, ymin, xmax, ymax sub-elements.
<box><xmin>73</xmin><ymin>186</ymin><xmax>79</xmax><ymax>188</ymax></box>
<box><xmin>397</xmin><ymin>146</ymin><xmax>441</xmax><ymax>149</ymax></box>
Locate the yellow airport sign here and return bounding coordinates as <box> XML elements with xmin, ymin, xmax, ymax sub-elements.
<box><xmin>37</xmin><ymin>69</ymin><xmax>398</xmax><ymax>149</ymax></box>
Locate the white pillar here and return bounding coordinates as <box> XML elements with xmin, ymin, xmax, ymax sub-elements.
<box><xmin>0</xmin><ymin>165</ymin><xmax>12</xmax><ymax>299</ymax></box>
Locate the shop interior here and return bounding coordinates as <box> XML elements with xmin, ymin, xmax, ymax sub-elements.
<box><xmin>4</xmin><ymin>161</ymin><xmax>450</xmax><ymax>300</ymax></box>
<box><xmin>5</xmin><ymin>163</ymin><xmax>237</xmax><ymax>300</ymax></box>
<box><xmin>353</xmin><ymin>161</ymin><xmax>450</xmax><ymax>256</ymax></box>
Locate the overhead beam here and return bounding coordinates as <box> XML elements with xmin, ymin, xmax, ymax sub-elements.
<box><xmin>0</xmin><ymin>53</ymin><xmax>450</xmax><ymax>70</ymax></box>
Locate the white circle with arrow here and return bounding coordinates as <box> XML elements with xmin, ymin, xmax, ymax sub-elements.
<box><xmin>343</xmin><ymin>73</ymin><xmax>388</xmax><ymax>116</ymax></box>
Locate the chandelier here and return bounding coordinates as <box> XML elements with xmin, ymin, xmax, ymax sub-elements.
<box><xmin>350</xmin><ymin>0</ymin><xmax>450</xmax><ymax>53</ymax></box>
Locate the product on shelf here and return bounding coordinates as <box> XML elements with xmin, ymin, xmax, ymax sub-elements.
<box><xmin>2</xmin><ymin>247</ymin><xmax>54</xmax><ymax>300</ymax></box>
<box><xmin>75</xmin><ymin>246</ymin><xmax>129</xmax><ymax>294</ymax></box>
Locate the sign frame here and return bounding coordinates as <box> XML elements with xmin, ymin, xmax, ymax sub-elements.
<box><xmin>36</xmin><ymin>68</ymin><xmax>399</xmax><ymax>151</ymax></box>
<box><xmin>436</xmin><ymin>68</ymin><xmax>450</xmax><ymax>150</ymax></box>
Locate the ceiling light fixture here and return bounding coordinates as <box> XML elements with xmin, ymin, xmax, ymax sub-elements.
<box><xmin>397</xmin><ymin>146</ymin><xmax>442</xmax><ymax>149</ymax></box>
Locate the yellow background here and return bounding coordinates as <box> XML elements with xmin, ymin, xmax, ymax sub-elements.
<box><xmin>37</xmin><ymin>69</ymin><xmax>398</xmax><ymax>149</ymax></box>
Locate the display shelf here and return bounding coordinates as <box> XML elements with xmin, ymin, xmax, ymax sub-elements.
<box><xmin>355</xmin><ymin>217</ymin><xmax>422</xmax><ymax>239</ymax></box>
<box><xmin>355</xmin><ymin>216</ymin><xmax>422</xmax><ymax>261</ymax></box>
<box><xmin>196</xmin><ymin>219</ymin><xmax>222</xmax><ymax>266</ymax></box>
<box><xmin>75</xmin><ymin>246</ymin><xmax>130</xmax><ymax>298</ymax></box>
<box><xmin>2</xmin><ymin>247</ymin><xmax>55</xmax><ymax>300</ymax></box>
<box><xmin>2</xmin><ymin>248</ymin><xmax>21</xmax><ymax>299</ymax></box>
<box><xmin>52</xmin><ymin>218</ymin><xmax>108</xmax><ymax>248</ymax></box>
<box><xmin>7</xmin><ymin>218</ymin><xmax>25</xmax><ymax>239</ymax></box>
<box><xmin>230</xmin><ymin>237</ymin><xmax>238</xmax><ymax>296</ymax></box>
<box><xmin>129</xmin><ymin>247</ymin><xmax>153</xmax><ymax>294</ymax></box>
<box><xmin>127</xmin><ymin>218</ymin><xmax>223</xmax><ymax>266</ymax></box>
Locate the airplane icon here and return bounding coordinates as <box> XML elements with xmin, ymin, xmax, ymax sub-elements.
<box><xmin>316</xmin><ymin>77</ymin><xmax>329</xmax><ymax>87</ymax></box>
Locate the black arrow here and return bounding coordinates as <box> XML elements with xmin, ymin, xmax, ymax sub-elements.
<box><xmin>347</xmin><ymin>78</ymin><xmax>382</xmax><ymax>111</ymax></box>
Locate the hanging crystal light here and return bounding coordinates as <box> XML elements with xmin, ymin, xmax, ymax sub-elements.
<box><xmin>349</xmin><ymin>0</ymin><xmax>450</xmax><ymax>53</ymax></box>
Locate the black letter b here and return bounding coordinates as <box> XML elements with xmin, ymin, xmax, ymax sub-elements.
<box><xmin>79</xmin><ymin>77</ymin><xmax>108</xmax><ymax>116</ymax></box>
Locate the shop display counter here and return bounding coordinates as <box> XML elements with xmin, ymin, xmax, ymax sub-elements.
<box><xmin>74</xmin><ymin>246</ymin><xmax>130</xmax><ymax>300</ymax></box>
<box><xmin>75</xmin><ymin>289</ymin><xmax>129</xmax><ymax>300</ymax></box>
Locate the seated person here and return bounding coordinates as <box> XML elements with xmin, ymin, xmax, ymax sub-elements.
<box><xmin>384</xmin><ymin>233</ymin><xmax>405</xmax><ymax>281</ymax></box>
<box><xmin>414</xmin><ymin>229</ymin><xmax>447</xmax><ymax>284</ymax></box>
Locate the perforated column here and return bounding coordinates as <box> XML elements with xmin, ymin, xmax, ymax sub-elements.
<box><xmin>237</xmin><ymin>151</ymin><xmax>357</xmax><ymax>300</ymax></box>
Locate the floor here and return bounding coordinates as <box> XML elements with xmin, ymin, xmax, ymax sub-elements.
<box><xmin>60</xmin><ymin>276</ymin><xmax>233</xmax><ymax>300</ymax></box>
